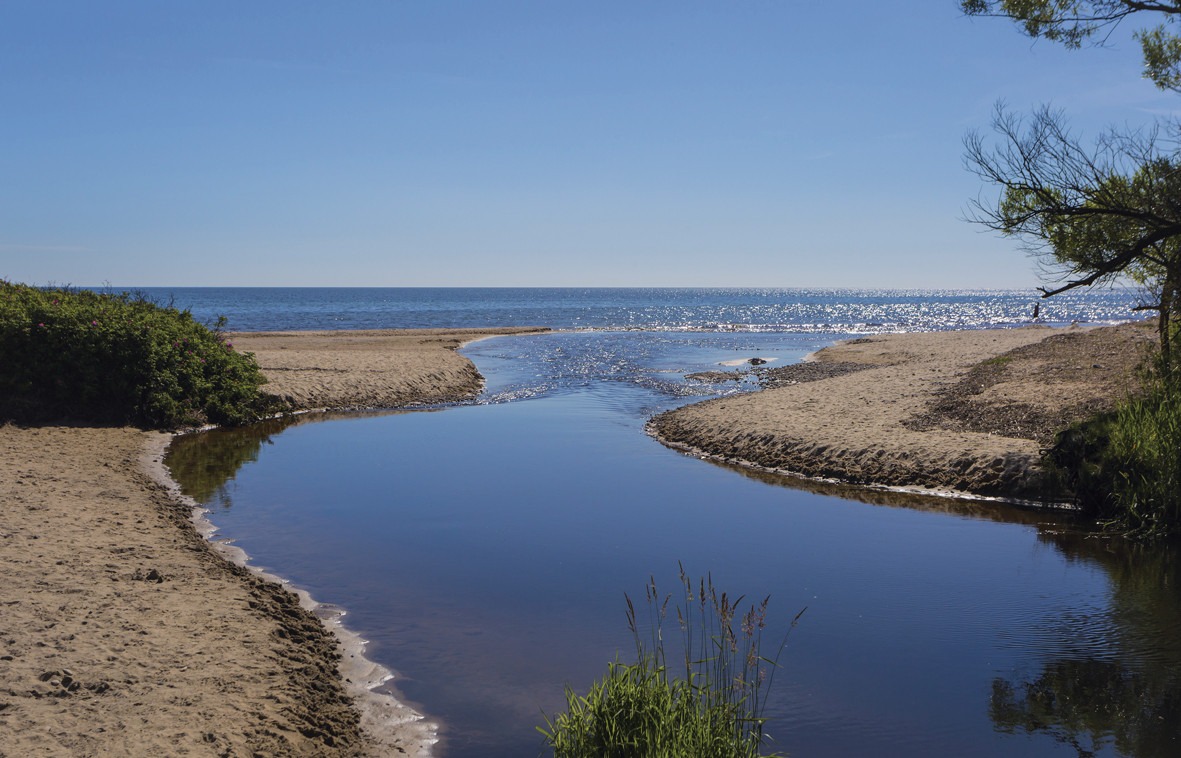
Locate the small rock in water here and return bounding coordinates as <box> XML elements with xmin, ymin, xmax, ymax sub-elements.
<box><xmin>749</xmin><ymin>358</ymin><xmax>767</xmax><ymax>365</ymax></box>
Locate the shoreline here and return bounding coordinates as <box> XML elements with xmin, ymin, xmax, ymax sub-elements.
<box><xmin>171</xmin><ymin>328</ymin><xmax>554</xmax><ymax>753</ymax></box>
<box><xmin>0</xmin><ymin>328</ymin><xmax>544</xmax><ymax>757</ymax></box>
<box><xmin>139</xmin><ymin>432</ymin><xmax>440</xmax><ymax>756</ymax></box>
<box><xmin>1</xmin><ymin>425</ymin><xmax>377</xmax><ymax>755</ymax></box>
<box><xmin>647</xmin><ymin>422</ymin><xmax>1066</xmax><ymax>509</ymax></box>
<box><xmin>651</xmin><ymin>322</ymin><xmax>1155</xmax><ymax>500</ymax></box>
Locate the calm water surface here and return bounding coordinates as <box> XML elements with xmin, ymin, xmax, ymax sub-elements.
<box><xmin>166</xmin><ymin>330</ymin><xmax>1181</xmax><ymax>757</ymax></box>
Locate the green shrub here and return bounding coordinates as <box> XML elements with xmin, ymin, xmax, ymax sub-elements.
<box><xmin>539</xmin><ymin>566</ymin><xmax>802</xmax><ymax>758</ymax></box>
<box><xmin>1046</xmin><ymin>373</ymin><xmax>1181</xmax><ymax>540</ymax></box>
<box><xmin>0</xmin><ymin>280</ymin><xmax>283</xmax><ymax>428</ymax></box>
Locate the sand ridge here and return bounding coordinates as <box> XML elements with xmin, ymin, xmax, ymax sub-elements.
<box><xmin>652</xmin><ymin>323</ymin><xmax>1153</xmax><ymax>499</ymax></box>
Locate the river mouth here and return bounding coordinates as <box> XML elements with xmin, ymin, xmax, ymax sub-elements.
<box><xmin>165</xmin><ymin>331</ymin><xmax>1181</xmax><ymax>758</ymax></box>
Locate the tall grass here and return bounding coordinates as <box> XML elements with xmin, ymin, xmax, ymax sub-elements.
<box><xmin>538</xmin><ymin>565</ymin><xmax>803</xmax><ymax>758</ymax></box>
<box><xmin>1047</xmin><ymin>364</ymin><xmax>1181</xmax><ymax>540</ymax></box>
<box><xmin>1102</xmin><ymin>380</ymin><xmax>1181</xmax><ymax>537</ymax></box>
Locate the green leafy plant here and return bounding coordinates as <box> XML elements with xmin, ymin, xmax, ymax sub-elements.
<box><xmin>0</xmin><ymin>280</ymin><xmax>284</xmax><ymax>428</ymax></box>
<box><xmin>539</xmin><ymin>565</ymin><xmax>803</xmax><ymax>758</ymax></box>
<box><xmin>1046</xmin><ymin>358</ymin><xmax>1181</xmax><ymax>540</ymax></box>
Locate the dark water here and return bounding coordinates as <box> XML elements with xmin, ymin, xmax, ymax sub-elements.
<box><xmin>166</xmin><ymin>329</ymin><xmax>1181</xmax><ymax>758</ymax></box>
<box><xmin>121</xmin><ymin>286</ymin><xmax>1140</xmax><ymax>333</ymax></box>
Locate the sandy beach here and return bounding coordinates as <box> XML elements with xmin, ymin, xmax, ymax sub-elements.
<box><xmin>0</xmin><ymin>328</ymin><xmax>543</xmax><ymax>757</ymax></box>
<box><xmin>1</xmin><ymin>322</ymin><xmax>1152</xmax><ymax>756</ymax></box>
<box><xmin>653</xmin><ymin>322</ymin><xmax>1156</xmax><ymax>499</ymax></box>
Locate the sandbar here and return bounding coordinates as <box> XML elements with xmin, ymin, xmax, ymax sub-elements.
<box><xmin>652</xmin><ymin>322</ymin><xmax>1155</xmax><ymax>499</ymax></box>
<box><xmin>230</xmin><ymin>327</ymin><xmax>549</xmax><ymax>411</ymax></box>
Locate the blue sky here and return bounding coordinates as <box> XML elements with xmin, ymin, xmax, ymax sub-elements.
<box><xmin>1</xmin><ymin>1</ymin><xmax>1175</xmax><ymax>288</ymax></box>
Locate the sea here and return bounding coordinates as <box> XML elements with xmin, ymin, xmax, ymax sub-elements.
<box><xmin>145</xmin><ymin>287</ymin><xmax>1181</xmax><ymax>758</ymax></box>
<box><xmin>131</xmin><ymin>285</ymin><xmax>1136</xmax><ymax>333</ymax></box>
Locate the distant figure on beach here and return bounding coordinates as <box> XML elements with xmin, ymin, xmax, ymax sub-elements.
<box><xmin>1032</xmin><ymin>303</ymin><xmax>1040</xmax><ymax>320</ymax></box>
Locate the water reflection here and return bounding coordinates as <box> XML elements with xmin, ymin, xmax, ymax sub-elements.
<box><xmin>166</xmin><ymin>417</ymin><xmax>297</xmax><ymax>508</ymax></box>
<box><xmin>991</xmin><ymin>658</ymin><xmax>1181</xmax><ymax>758</ymax></box>
<box><xmin>166</xmin><ymin>410</ymin><xmax>411</xmax><ymax>508</ymax></box>
<box><xmin>988</xmin><ymin>535</ymin><xmax>1181</xmax><ymax>757</ymax></box>
<box><xmin>702</xmin><ymin>455</ymin><xmax>1077</xmax><ymax>529</ymax></box>
<box><xmin>171</xmin><ymin>411</ymin><xmax>1069</xmax><ymax>527</ymax></box>
<box><xmin>1046</xmin><ymin>535</ymin><xmax>1181</xmax><ymax>663</ymax></box>
<box><xmin>164</xmin><ymin>410</ymin><xmax>1181</xmax><ymax>750</ymax></box>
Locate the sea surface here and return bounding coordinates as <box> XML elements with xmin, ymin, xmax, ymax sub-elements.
<box><xmin>127</xmin><ymin>286</ymin><xmax>1138</xmax><ymax>333</ymax></box>
<box><xmin>159</xmin><ymin>288</ymin><xmax>1181</xmax><ymax>757</ymax></box>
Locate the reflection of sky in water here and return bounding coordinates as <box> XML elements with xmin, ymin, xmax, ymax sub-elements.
<box><xmin>166</xmin><ymin>331</ymin><xmax>1181</xmax><ymax>758</ymax></box>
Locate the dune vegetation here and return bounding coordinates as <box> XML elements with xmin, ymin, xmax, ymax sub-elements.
<box><xmin>0</xmin><ymin>281</ymin><xmax>282</xmax><ymax>429</ymax></box>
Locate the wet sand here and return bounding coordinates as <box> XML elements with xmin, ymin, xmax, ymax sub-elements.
<box><xmin>652</xmin><ymin>322</ymin><xmax>1156</xmax><ymax>499</ymax></box>
<box><xmin>0</xmin><ymin>328</ymin><xmax>544</xmax><ymax>757</ymax></box>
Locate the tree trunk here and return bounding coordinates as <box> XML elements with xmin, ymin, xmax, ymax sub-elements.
<box><xmin>1161</xmin><ymin>263</ymin><xmax>1179</xmax><ymax>382</ymax></box>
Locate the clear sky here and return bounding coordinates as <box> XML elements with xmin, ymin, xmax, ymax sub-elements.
<box><xmin>1</xmin><ymin>1</ymin><xmax>1175</xmax><ymax>288</ymax></box>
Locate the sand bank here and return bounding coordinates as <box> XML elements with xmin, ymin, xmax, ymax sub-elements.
<box><xmin>0</xmin><ymin>425</ymin><xmax>383</xmax><ymax>756</ymax></box>
<box><xmin>230</xmin><ymin>327</ymin><xmax>548</xmax><ymax>411</ymax></box>
<box><xmin>0</xmin><ymin>328</ymin><xmax>541</xmax><ymax>757</ymax></box>
<box><xmin>652</xmin><ymin>322</ymin><xmax>1156</xmax><ymax>499</ymax></box>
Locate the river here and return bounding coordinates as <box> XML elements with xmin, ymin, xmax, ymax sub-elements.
<box><xmin>165</xmin><ymin>327</ymin><xmax>1181</xmax><ymax>757</ymax></box>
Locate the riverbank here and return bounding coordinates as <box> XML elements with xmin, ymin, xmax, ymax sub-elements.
<box><xmin>0</xmin><ymin>328</ymin><xmax>542</xmax><ymax>757</ymax></box>
<box><xmin>652</xmin><ymin>322</ymin><xmax>1156</xmax><ymax>499</ymax></box>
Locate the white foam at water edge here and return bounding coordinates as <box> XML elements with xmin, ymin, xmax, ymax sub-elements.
<box><xmin>140</xmin><ymin>431</ymin><xmax>440</xmax><ymax>757</ymax></box>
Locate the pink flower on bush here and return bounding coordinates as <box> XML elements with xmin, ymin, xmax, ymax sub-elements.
<box><xmin>91</xmin><ymin>320</ymin><xmax>98</xmax><ymax>326</ymax></box>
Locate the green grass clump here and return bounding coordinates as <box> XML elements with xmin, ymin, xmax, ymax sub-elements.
<box><xmin>1047</xmin><ymin>372</ymin><xmax>1181</xmax><ymax>540</ymax></box>
<box><xmin>539</xmin><ymin>565</ymin><xmax>802</xmax><ymax>758</ymax></box>
<box><xmin>0</xmin><ymin>280</ymin><xmax>282</xmax><ymax>428</ymax></box>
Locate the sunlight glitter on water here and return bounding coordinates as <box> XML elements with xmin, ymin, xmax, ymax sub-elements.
<box><xmin>130</xmin><ymin>286</ymin><xmax>1142</xmax><ymax>333</ymax></box>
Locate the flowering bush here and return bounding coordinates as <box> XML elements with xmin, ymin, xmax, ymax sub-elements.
<box><xmin>0</xmin><ymin>281</ymin><xmax>283</xmax><ymax>428</ymax></box>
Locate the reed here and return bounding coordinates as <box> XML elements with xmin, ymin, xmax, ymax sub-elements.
<box><xmin>538</xmin><ymin>564</ymin><xmax>803</xmax><ymax>757</ymax></box>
